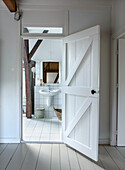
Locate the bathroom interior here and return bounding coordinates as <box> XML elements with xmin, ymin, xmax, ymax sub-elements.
<box><xmin>22</xmin><ymin>32</ymin><xmax>63</xmax><ymax>142</ymax></box>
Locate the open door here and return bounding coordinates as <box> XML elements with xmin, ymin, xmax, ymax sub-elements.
<box><xmin>62</xmin><ymin>25</ymin><xmax>100</xmax><ymax>161</ymax></box>
<box><xmin>117</xmin><ymin>39</ymin><xmax>125</xmax><ymax>146</ymax></box>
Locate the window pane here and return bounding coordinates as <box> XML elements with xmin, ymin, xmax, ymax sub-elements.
<box><xmin>23</xmin><ymin>27</ymin><xmax>63</xmax><ymax>34</ymax></box>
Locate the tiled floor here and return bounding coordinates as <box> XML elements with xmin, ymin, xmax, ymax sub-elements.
<box><xmin>22</xmin><ymin>115</ymin><xmax>62</xmax><ymax>142</ymax></box>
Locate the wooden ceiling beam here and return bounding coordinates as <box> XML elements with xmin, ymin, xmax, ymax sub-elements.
<box><xmin>2</xmin><ymin>0</ymin><xmax>17</xmax><ymax>12</ymax></box>
<box><xmin>28</xmin><ymin>30</ymin><xmax>49</xmax><ymax>62</ymax></box>
<box><xmin>28</xmin><ymin>40</ymin><xmax>43</xmax><ymax>62</ymax></box>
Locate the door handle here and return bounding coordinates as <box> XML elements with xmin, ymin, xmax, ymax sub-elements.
<box><xmin>91</xmin><ymin>89</ymin><xmax>96</xmax><ymax>95</ymax></box>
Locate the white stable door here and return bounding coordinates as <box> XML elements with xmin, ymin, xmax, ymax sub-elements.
<box><xmin>117</xmin><ymin>39</ymin><xmax>125</xmax><ymax>146</ymax></box>
<box><xmin>62</xmin><ymin>25</ymin><xmax>100</xmax><ymax>161</ymax></box>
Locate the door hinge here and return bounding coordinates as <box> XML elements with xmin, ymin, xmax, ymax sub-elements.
<box><xmin>116</xmin><ymin>50</ymin><xmax>119</xmax><ymax>55</ymax></box>
<box><xmin>116</xmin><ymin>83</ymin><xmax>119</xmax><ymax>88</ymax></box>
<box><xmin>115</xmin><ymin>130</ymin><xmax>118</xmax><ymax>135</ymax></box>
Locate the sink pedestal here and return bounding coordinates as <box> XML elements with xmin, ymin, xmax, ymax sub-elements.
<box><xmin>46</xmin><ymin>96</ymin><xmax>53</xmax><ymax>107</ymax></box>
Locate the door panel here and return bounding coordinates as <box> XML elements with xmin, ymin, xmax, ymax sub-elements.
<box><xmin>117</xmin><ymin>39</ymin><xmax>125</xmax><ymax>146</ymax></box>
<box><xmin>62</xmin><ymin>25</ymin><xmax>100</xmax><ymax>161</ymax></box>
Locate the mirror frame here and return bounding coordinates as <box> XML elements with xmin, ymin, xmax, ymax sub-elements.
<box><xmin>40</xmin><ymin>60</ymin><xmax>62</xmax><ymax>85</ymax></box>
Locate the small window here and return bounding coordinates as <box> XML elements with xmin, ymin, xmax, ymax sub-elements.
<box><xmin>23</xmin><ymin>27</ymin><xmax>63</xmax><ymax>34</ymax></box>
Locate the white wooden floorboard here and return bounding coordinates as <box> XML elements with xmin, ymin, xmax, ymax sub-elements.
<box><xmin>23</xmin><ymin>117</ymin><xmax>62</xmax><ymax>142</ymax></box>
<box><xmin>116</xmin><ymin>146</ymin><xmax>125</xmax><ymax>158</ymax></box>
<box><xmin>105</xmin><ymin>146</ymin><xmax>125</xmax><ymax>170</ymax></box>
<box><xmin>51</xmin><ymin>144</ymin><xmax>60</xmax><ymax>170</ymax></box>
<box><xmin>67</xmin><ymin>147</ymin><xmax>81</xmax><ymax>170</ymax></box>
<box><xmin>77</xmin><ymin>152</ymin><xmax>103</xmax><ymax>170</ymax></box>
<box><xmin>93</xmin><ymin>163</ymin><xmax>104</xmax><ymax>170</ymax></box>
<box><xmin>36</xmin><ymin>144</ymin><xmax>51</xmax><ymax>170</ymax></box>
<box><xmin>60</xmin><ymin>144</ymin><xmax>70</xmax><ymax>170</ymax></box>
<box><xmin>1</xmin><ymin>144</ymin><xmax>125</xmax><ymax>170</ymax></box>
<box><xmin>99</xmin><ymin>146</ymin><xmax>119</xmax><ymax>170</ymax></box>
<box><xmin>21</xmin><ymin>144</ymin><xmax>40</xmax><ymax>170</ymax></box>
<box><xmin>96</xmin><ymin>158</ymin><xmax>104</xmax><ymax>169</ymax></box>
<box><xmin>0</xmin><ymin>144</ymin><xmax>18</xmax><ymax>170</ymax></box>
<box><xmin>77</xmin><ymin>151</ymin><xmax>95</xmax><ymax>170</ymax></box>
<box><xmin>0</xmin><ymin>144</ymin><xmax>7</xmax><ymax>155</ymax></box>
<box><xmin>6</xmin><ymin>144</ymin><xmax>29</xmax><ymax>170</ymax></box>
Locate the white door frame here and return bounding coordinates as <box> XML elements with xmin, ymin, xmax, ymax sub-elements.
<box><xmin>20</xmin><ymin>35</ymin><xmax>64</xmax><ymax>142</ymax></box>
<box><xmin>110</xmin><ymin>32</ymin><xmax>125</xmax><ymax>146</ymax></box>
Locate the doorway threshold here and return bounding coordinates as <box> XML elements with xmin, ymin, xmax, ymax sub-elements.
<box><xmin>21</xmin><ymin>140</ymin><xmax>64</xmax><ymax>144</ymax></box>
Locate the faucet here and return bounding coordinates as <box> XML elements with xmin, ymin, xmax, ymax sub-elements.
<box><xmin>45</xmin><ymin>84</ymin><xmax>50</xmax><ymax>90</ymax></box>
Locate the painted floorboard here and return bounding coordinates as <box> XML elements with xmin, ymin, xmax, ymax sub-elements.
<box><xmin>6</xmin><ymin>143</ymin><xmax>29</xmax><ymax>170</ymax></box>
<box><xmin>105</xmin><ymin>146</ymin><xmax>125</xmax><ymax>170</ymax></box>
<box><xmin>60</xmin><ymin>144</ymin><xmax>70</xmax><ymax>170</ymax></box>
<box><xmin>36</xmin><ymin>144</ymin><xmax>51</xmax><ymax>170</ymax></box>
<box><xmin>0</xmin><ymin>144</ymin><xmax>7</xmax><ymax>155</ymax></box>
<box><xmin>0</xmin><ymin>144</ymin><xmax>125</xmax><ymax>170</ymax></box>
<box><xmin>67</xmin><ymin>147</ymin><xmax>80</xmax><ymax>170</ymax></box>
<box><xmin>51</xmin><ymin>144</ymin><xmax>60</xmax><ymax>170</ymax></box>
<box><xmin>77</xmin><ymin>152</ymin><xmax>95</xmax><ymax>170</ymax></box>
<box><xmin>99</xmin><ymin>146</ymin><xmax>119</xmax><ymax>170</ymax></box>
<box><xmin>116</xmin><ymin>147</ymin><xmax>125</xmax><ymax>158</ymax></box>
<box><xmin>21</xmin><ymin>144</ymin><xmax>40</xmax><ymax>170</ymax></box>
<box><xmin>0</xmin><ymin>144</ymin><xmax>18</xmax><ymax>170</ymax></box>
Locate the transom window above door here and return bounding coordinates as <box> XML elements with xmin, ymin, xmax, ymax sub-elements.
<box><xmin>23</xmin><ymin>27</ymin><xmax>63</xmax><ymax>34</ymax></box>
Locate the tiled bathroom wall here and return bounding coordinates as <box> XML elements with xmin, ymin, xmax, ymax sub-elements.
<box><xmin>34</xmin><ymin>85</ymin><xmax>62</xmax><ymax>118</ymax></box>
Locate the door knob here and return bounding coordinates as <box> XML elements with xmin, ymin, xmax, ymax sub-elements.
<box><xmin>91</xmin><ymin>89</ymin><xmax>96</xmax><ymax>95</ymax></box>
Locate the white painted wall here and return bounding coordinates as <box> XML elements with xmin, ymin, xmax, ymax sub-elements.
<box><xmin>112</xmin><ymin>0</ymin><xmax>125</xmax><ymax>38</ymax></box>
<box><xmin>0</xmin><ymin>1</ymin><xmax>111</xmax><ymax>143</ymax></box>
<box><xmin>29</xmin><ymin>39</ymin><xmax>62</xmax><ymax>61</ymax></box>
<box><xmin>0</xmin><ymin>10</ymin><xmax>20</xmax><ymax>143</ymax></box>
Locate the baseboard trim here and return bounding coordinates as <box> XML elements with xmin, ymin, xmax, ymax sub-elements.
<box><xmin>0</xmin><ymin>138</ymin><xmax>109</xmax><ymax>145</ymax></box>
<box><xmin>0</xmin><ymin>138</ymin><xmax>20</xmax><ymax>143</ymax></box>
<box><xmin>99</xmin><ymin>138</ymin><xmax>110</xmax><ymax>145</ymax></box>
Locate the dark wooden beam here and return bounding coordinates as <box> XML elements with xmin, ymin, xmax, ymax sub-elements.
<box><xmin>24</xmin><ymin>40</ymin><xmax>32</xmax><ymax>118</ymax></box>
<box><xmin>28</xmin><ymin>40</ymin><xmax>43</xmax><ymax>62</ymax></box>
<box><xmin>54</xmin><ymin>73</ymin><xmax>59</xmax><ymax>83</ymax></box>
<box><xmin>2</xmin><ymin>0</ymin><xmax>17</xmax><ymax>12</ymax></box>
<box><xmin>28</xmin><ymin>30</ymin><xmax>49</xmax><ymax>61</ymax></box>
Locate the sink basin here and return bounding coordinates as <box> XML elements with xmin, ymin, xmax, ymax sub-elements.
<box><xmin>39</xmin><ymin>89</ymin><xmax>61</xmax><ymax>107</ymax></box>
<box><xmin>39</xmin><ymin>89</ymin><xmax>60</xmax><ymax>97</ymax></box>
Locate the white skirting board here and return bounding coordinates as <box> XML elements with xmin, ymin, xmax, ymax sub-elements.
<box><xmin>0</xmin><ymin>138</ymin><xmax>109</xmax><ymax>145</ymax></box>
<box><xmin>0</xmin><ymin>138</ymin><xmax>20</xmax><ymax>143</ymax></box>
<box><xmin>99</xmin><ymin>138</ymin><xmax>110</xmax><ymax>145</ymax></box>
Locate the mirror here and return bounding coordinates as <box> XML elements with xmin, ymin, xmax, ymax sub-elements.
<box><xmin>42</xmin><ymin>62</ymin><xmax>59</xmax><ymax>84</ymax></box>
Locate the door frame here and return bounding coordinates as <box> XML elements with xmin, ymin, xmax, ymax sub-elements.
<box><xmin>110</xmin><ymin>32</ymin><xmax>125</xmax><ymax>146</ymax></box>
<box><xmin>20</xmin><ymin>35</ymin><xmax>64</xmax><ymax>142</ymax></box>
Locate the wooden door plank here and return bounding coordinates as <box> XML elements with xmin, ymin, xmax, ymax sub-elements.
<box><xmin>36</xmin><ymin>144</ymin><xmax>51</xmax><ymax>170</ymax></box>
<box><xmin>6</xmin><ymin>144</ymin><xmax>29</xmax><ymax>170</ymax></box>
<box><xmin>21</xmin><ymin>144</ymin><xmax>40</xmax><ymax>170</ymax></box>
<box><xmin>51</xmin><ymin>144</ymin><xmax>60</xmax><ymax>170</ymax></box>
<box><xmin>0</xmin><ymin>144</ymin><xmax>7</xmax><ymax>155</ymax></box>
<box><xmin>105</xmin><ymin>146</ymin><xmax>125</xmax><ymax>169</ymax></box>
<box><xmin>60</xmin><ymin>144</ymin><xmax>70</xmax><ymax>170</ymax></box>
<box><xmin>67</xmin><ymin>147</ymin><xmax>80</xmax><ymax>170</ymax></box>
<box><xmin>65</xmin><ymin>39</ymin><xmax>92</xmax><ymax>86</ymax></box>
<box><xmin>0</xmin><ymin>144</ymin><xmax>18</xmax><ymax>170</ymax></box>
<box><xmin>99</xmin><ymin>146</ymin><xmax>119</xmax><ymax>170</ymax></box>
<box><xmin>62</xmin><ymin>87</ymin><xmax>90</xmax><ymax>97</ymax></box>
<box><xmin>66</xmin><ymin>98</ymin><xmax>91</xmax><ymax>136</ymax></box>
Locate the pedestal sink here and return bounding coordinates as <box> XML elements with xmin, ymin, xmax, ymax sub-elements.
<box><xmin>39</xmin><ymin>89</ymin><xmax>61</xmax><ymax>106</ymax></box>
